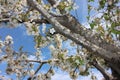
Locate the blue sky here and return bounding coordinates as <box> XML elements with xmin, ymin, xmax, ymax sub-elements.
<box><xmin>0</xmin><ymin>0</ymin><xmax>104</xmax><ymax>80</ymax></box>
<box><xmin>0</xmin><ymin>24</ymin><xmax>36</xmax><ymax>53</ymax></box>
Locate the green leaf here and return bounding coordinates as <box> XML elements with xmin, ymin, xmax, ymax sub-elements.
<box><xmin>75</xmin><ymin>60</ymin><xmax>80</xmax><ymax>65</ymax></box>
<box><xmin>111</xmin><ymin>29</ymin><xmax>120</xmax><ymax>34</ymax></box>
<box><xmin>66</xmin><ymin>6</ymin><xmax>73</xmax><ymax>11</ymax></box>
<box><xmin>99</xmin><ymin>0</ymin><xmax>106</xmax><ymax>8</ymax></box>
<box><xmin>79</xmin><ymin>71</ymin><xmax>89</xmax><ymax>76</ymax></box>
<box><xmin>88</xmin><ymin>5</ymin><xmax>92</xmax><ymax>15</ymax></box>
<box><xmin>90</xmin><ymin>21</ymin><xmax>96</xmax><ymax>29</ymax></box>
<box><xmin>111</xmin><ymin>22</ymin><xmax>120</xmax><ymax>34</ymax></box>
<box><xmin>103</xmin><ymin>13</ymin><xmax>109</xmax><ymax>20</ymax></box>
<box><xmin>75</xmin><ymin>56</ymin><xmax>84</xmax><ymax>65</ymax></box>
<box><xmin>86</xmin><ymin>16</ymin><xmax>90</xmax><ymax>20</ymax></box>
<box><xmin>58</xmin><ymin>53</ymin><xmax>64</xmax><ymax>59</ymax></box>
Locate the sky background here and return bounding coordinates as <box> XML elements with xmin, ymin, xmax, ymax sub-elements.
<box><xmin>0</xmin><ymin>0</ymin><xmax>105</xmax><ymax>80</ymax></box>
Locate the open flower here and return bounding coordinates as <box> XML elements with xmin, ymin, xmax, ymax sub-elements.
<box><xmin>50</xmin><ymin>28</ymin><xmax>56</xmax><ymax>34</ymax></box>
<box><xmin>42</xmin><ymin>23</ymin><xmax>46</xmax><ymax>33</ymax></box>
<box><xmin>4</xmin><ymin>35</ymin><xmax>13</xmax><ymax>45</ymax></box>
<box><xmin>29</xmin><ymin>69</ymin><xmax>35</xmax><ymax>77</ymax></box>
<box><xmin>5</xmin><ymin>35</ymin><xmax>13</xmax><ymax>41</ymax></box>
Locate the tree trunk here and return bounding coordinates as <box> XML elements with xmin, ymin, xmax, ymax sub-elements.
<box><xmin>110</xmin><ymin>63</ymin><xmax>120</xmax><ymax>80</ymax></box>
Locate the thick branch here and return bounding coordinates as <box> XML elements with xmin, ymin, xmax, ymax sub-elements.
<box><xmin>31</xmin><ymin>18</ymin><xmax>49</xmax><ymax>24</ymax></box>
<box><xmin>47</xmin><ymin>0</ymin><xmax>56</xmax><ymax>6</ymax></box>
<box><xmin>90</xmin><ymin>60</ymin><xmax>111</xmax><ymax>80</ymax></box>
<box><xmin>58</xmin><ymin>31</ymin><xmax>113</xmax><ymax>61</ymax></box>
<box><xmin>26</xmin><ymin>0</ymin><xmax>120</xmax><ymax>61</ymax></box>
<box><xmin>108</xmin><ymin>62</ymin><xmax>120</xmax><ymax>78</ymax></box>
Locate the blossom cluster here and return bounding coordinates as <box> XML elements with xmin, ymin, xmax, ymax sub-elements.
<box><xmin>0</xmin><ymin>35</ymin><xmax>13</xmax><ymax>54</ymax></box>
<box><xmin>25</xmin><ymin>22</ymin><xmax>40</xmax><ymax>35</ymax></box>
<box><xmin>0</xmin><ymin>0</ymin><xmax>89</xmax><ymax>80</ymax></box>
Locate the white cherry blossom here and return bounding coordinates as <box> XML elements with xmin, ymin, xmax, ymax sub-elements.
<box><xmin>50</xmin><ymin>28</ymin><xmax>56</xmax><ymax>34</ymax></box>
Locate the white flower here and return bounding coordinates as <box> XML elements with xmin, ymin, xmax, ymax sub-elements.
<box><xmin>55</xmin><ymin>34</ymin><xmax>62</xmax><ymax>49</ymax></box>
<box><xmin>5</xmin><ymin>35</ymin><xmax>13</xmax><ymax>41</ymax></box>
<box><xmin>35</xmin><ymin>50</ymin><xmax>41</xmax><ymax>56</ymax></box>
<box><xmin>67</xmin><ymin>0</ymin><xmax>72</xmax><ymax>2</ymax></box>
<box><xmin>49</xmin><ymin>45</ymin><xmax>55</xmax><ymax>52</ymax></box>
<box><xmin>37</xmin><ymin>73</ymin><xmax>42</xmax><ymax>79</ymax></box>
<box><xmin>50</xmin><ymin>28</ymin><xmax>56</xmax><ymax>34</ymax></box>
<box><xmin>41</xmin><ymin>74</ymin><xmax>46</xmax><ymax>80</ymax></box>
<box><xmin>42</xmin><ymin>23</ymin><xmax>46</xmax><ymax>33</ymax></box>
<box><xmin>46</xmin><ymin>72</ymin><xmax>52</xmax><ymax>78</ymax></box>
<box><xmin>25</xmin><ymin>22</ymin><xmax>40</xmax><ymax>35</ymax></box>
<box><xmin>4</xmin><ymin>35</ymin><xmax>13</xmax><ymax>45</ymax></box>
<box><xmin>53</xmin><ymin>0</ymin><xmax>60</xmax><ymax>8</ymax></box>
<box><xmin>108</xmin><ymin>0</ymin><xmax>112</xmax><ymax>5</ymax></box>
<box><xmin>29</xmin><ymin>69</ymin><xmax>35</xmax><ymax>77</ymax></box>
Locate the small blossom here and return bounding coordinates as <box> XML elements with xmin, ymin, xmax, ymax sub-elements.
<box><xmin>20</xmin><ymin>54</ymin><xmax>27</xmax><ymax>60</ymax></box>
<box><xmin>50</xmin><ymin>28</ymin><xmax>56</xmax><ymax>34</ymax></box>
<box><xmin>41</xmin><ymin>75</ymin><xmax>46</xmax><ymax>80</ymax></box>
<box><xmin>5</xmin><ymin>46</ymin><xmax>13</xmax><ymax>54</ymax></box>
<box><xmin>53</xmin><ymin>0</ymin><xmax>60</xmax><ymax>8</ymax></box>
<box><xmin>69</xmin><ymin>71</ymin><xmax>78</xmax><ymax>79</ymax></box>
<box><xmin>29</xmin><ymin>63</ymin><xmax>34</xmax><ymax>68</ymax></box>
<box><xmin>46</xmin><ymin>72</ymin><xmax>52</xmax><ymax>78</ymax></box>
<box><xmin>5</xmin><ymin>35</ymin><xmax>13</xmax><ymax>41</ymax></box>
<box><xmin>55</xmin><ymin>34</ymin><xmax>62</xmax><ymax>49</ymax></box>
<box><xmin>49</xmin><ymin>45</ymin><xmax>55</xmax><ymax>52</ymax></box>
<box><xmin>4</xmin><ymin>35</ymin><xmax>13</xmax><ymax>45</ymax></box>
<box><xmin>29</xmin><ymin>69</ymin><xmax>35</xmax><ymax>77</ymax></box>
<box><xmin>23</xmin><ymin>70</ymin><xmax>28</xmax><ymax>76</ymax></box>
<box><xmin>35</xmin><ymin>49</ymin><xmax>41</xmax><ymax>57</ymax></box>
<box><xmin>36</xmin><ymin>73</ymin><xmax>42</xmax><ymax>79</ymax></box>
<box><xmin>42</xmin><ymin>23</ymin><xmax>46</xmax><ymax>33</ymax></box>
<box><xmin>25</xmin><ymin>22</ymin><xmax>40</xmax><ymax>35</ymax></box>
<box><xmin>108</xmin><ymin>0</ymin><xmax>112</xmax><ymax>5</ymax></box>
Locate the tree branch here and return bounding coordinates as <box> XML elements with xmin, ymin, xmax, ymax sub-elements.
<box><xmin>27</xmin><ymin>63</ymin><xmax>44</xmax><ymax>80</ymax></box>
<box><xmin>31</xmin><ymin>18</ymin><xmax>49</xmax><ymax>24</ymax></box>
<box><xmin>26</xmin><ymin>0</ymin><xmax>120</xmax><ymax>61</ymax></box>
<box><xmin>0</xmin><ymin>18</ymin><xmax>10</xmax><ymax>23</ymax></box>
<box><xmin>47</xmin><ymin>0</ymin><xmax>56</xmax><ymax>6</ymax></box>
<box><xmin>35</xmin><ymin>63</ymin><xmax>44</xmax><ymax>74</ymax></box>
<box><xmin>90</xmin><ymin>59</ymin><xmax>111</xmax><ymax>80</ymax></box>
<box><xmin>25</xmin><ymin>59</ymin><xmax>58</xmax><ymax>63</ymax></box>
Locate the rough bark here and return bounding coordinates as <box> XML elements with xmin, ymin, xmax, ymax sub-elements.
<box><xmin>90</xmin><ymin>59</ymin><xmax>111</xmax><ymax>80</ymax></box>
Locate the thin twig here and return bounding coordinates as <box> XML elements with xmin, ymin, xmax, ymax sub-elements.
<box><xmin>35</xmin><ymin>63</ymin><xmax>44</xmax><ymax>74</ymax></box>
